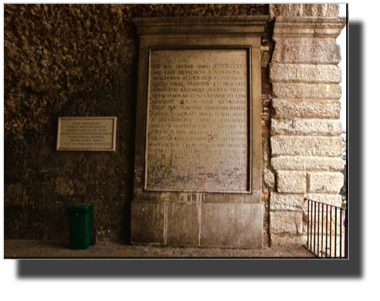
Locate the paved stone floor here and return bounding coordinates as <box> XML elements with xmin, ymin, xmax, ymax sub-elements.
<box><xmin>4</xmin><ymin>240</ymin><xmax>315</xmax><ymax>258</ymax></box>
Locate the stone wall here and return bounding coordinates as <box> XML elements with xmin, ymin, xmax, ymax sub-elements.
<box><xmin>4</xmin><ymin>4</ymin><xmax>271</xmax><ymax>244</ymax></box>
<box><xmin>268</xmin><ymin>4</ymin><xmax>346</xmax><ymax>247</ymax></box>
<box><xmin>261</xmin><ymin>19</ymin><xmax>275</xmax><ymax>246</ymax></box>
<box><xmin>269</xmin><ymin>4</ymin><xmax>340</xmax><ymax>19</ymax></box>
<box><xmin>4</xmin><ymin>4</ymin><xmax>346</xmax><ymax>248</ymax></box>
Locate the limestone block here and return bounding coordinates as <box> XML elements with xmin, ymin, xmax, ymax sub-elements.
<box><xmin>166</xmin><ymin>202</ymin><xmax>200</xmax><ymax>247</ymax></box>
<box><xmin>201</xmin><ymin>203</ymin><xmax>262</xmax><ymax>248</ymax></box>
<box><xmin>270</xmin><ymin>4</ymin><xmax>302</xmax><ymax>19</ymax></box>
<box><xmin>272</xmin><ymin>18</ymin><xmax>346</xmax><ymax>41</ymax></box>
<box><xmin>271</xmin><ymin>119</ymin><xmax>342</xmax><ymax>136</ymax></box>
<box><xmin>264</xmin><ymin>168</ymin><xmax>275</xmax><ymax>188</ymax></box>
<box><xmin>303</xmin><ymin>4</ymin><xmax>339</xmax><ymax>17</ymax></box>
<box><xmin>204</xmin><ymin>190</ymin><xmax>261</xmax><ymax>204</ymax></box>
<box><xmin>273</xmin><ymin>83</ymin><xmax>341</xmax><ymax>99</ymax></box>
<box><xmin>272</xmin><ymin>156</ymin><xmax>345</xmax><ymax>172</ymax></box>
<box><xmin>306</xmin><ymin>193</ymin><xmax>342</xmax><ymax>207</ymax></box>
<box><xmin>270</xmin><ymin>211</ymin><xmax>303</xmax><ymax>234</ymax></box>
<box><xmin>270</xmin><ymin>64</ymin><xmax>341</xmax><ymax>84</ymax></box>
<box><xmin>307</xmin><ymin>172</ymin><xmax>344</xmax><ymax>193</ymax></box>
<box><xmin>270</xmin><ymin>193</ymin><xmax>305</xmax><ymax>211</ymax></box>
<box><xmin>270</xmin><ymin>4</ymin><xmax>339</xmax><ymax>19</ymax></box>
<box><xmin>272</xmin><ymin>99</ymin><xmax>341</xmax><ymax>119</ymax></box>
<box><xmin>261</xmin><ymin>52</ymin><xmax>271</xmax><ymax>68</ymax></box>
<box><xmin>272</xmin><ymin>41</ymin><xmax>341</xmax><ymax>64</ymax></box>
<box><xmin>131</xmin><ymin>201</ymin><xmax>164</xmax><ymax>244</ymax></box>
<box><xmin>270</xmin><ymin>193</ymin><xmax>342</xmax><ymax>213</ymax></box>
<box><xmin>277</xmin><ymin>171</ymin><xmax>306</xmax><ymax>193</ymax></box>
<box><xmin>271</xmin><ymin>136</ymin><xmax>342</xmax><ymax>157</ymax></box>
<box><xmin>270</xmin><ymin>233</ymin><xmax>307</xmax><ymax>248</ymax></box>
<box><xmin>169</xmin><ymin>192</ymin><xmax>204</xmax><ymax>203</ymax></box>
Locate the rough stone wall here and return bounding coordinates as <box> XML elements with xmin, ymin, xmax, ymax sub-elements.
<box><xmin>268</xmin><ymin>4</ymin><xmax>346</xmax><ymax>247</ymax></box>
<box><xmin>261</xmin><ymin>94</ymin><xmax>273</xmax><ymax>247</ymax></box>
<box><xmin>260</xmin><ymin>19</ymin><xmax>275</xmax><ymax>247</ymax></box>
<box><xmin>4</xmin><ymin>4</ymin><xmax>139</xmax><ymax>242</ymax></box>
<box><xmin>4</xmin><ymin>4</ymin><xmax>270</xmax><ymax>243</ymax></box>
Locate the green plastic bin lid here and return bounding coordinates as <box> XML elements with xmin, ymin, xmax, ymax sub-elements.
<box><xmin>67</xmin><ymin>203</ymin><xmax>94</xmax><ymax>213</ymax></box>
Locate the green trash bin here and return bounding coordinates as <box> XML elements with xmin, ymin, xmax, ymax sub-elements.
<box><xmin>67</xmin><ymin>203</ymin><xmax>94</xmax><ymax>250</ymax></box>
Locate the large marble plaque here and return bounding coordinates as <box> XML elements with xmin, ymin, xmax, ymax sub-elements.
<box><xmin>145</xmin><ymin>49</ymin><xmax>249</xmax><ymax>192</ymax></box>
<box><xmin>57</xmin><ymin>117</ymin><xmax>117</xmax><ymax>151</ymax></box>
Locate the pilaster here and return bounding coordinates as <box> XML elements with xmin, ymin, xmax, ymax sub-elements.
<box><xmin>268</xmin><ymin>4</ymin><xmax>346</xmax><ymax>247</ymax></box>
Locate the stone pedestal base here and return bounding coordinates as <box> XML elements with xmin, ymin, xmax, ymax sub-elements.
<box><xmin>131</xmin><ymin>200</ymin><xmax>263</xmax><ymax>249</ymax></box>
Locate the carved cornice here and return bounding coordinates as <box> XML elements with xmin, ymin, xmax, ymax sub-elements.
<box><xmin>273</xmin><ymin>17</ymin><xmax>347</xmax><ymax>40</ymax></box>
<box><xmin>133</xmin><ymin>16</ymin><xmax>270</xmax><ymax>37</ymax></box>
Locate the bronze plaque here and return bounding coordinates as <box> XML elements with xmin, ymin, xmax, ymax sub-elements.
<box><xmin>57</xmin><ymin>117</ymin><xmax>117</xmax><ymax>151</ymax></box>
<box><xmin>145</xmin><ymin>49</ymin><xmax>249</xmax><ymax>192</ymax></box>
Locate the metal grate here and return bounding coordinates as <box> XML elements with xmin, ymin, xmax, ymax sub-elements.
<box><xmin>305</xmin><ymin>198</ymin><xmax>347</xmax><ymax>258</ymax></box>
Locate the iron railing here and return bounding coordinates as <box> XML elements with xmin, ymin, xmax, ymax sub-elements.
<box><xmin>304</xmin><ymin>198</ymin><xmax>347</xmax><ymax>258</ymax></box>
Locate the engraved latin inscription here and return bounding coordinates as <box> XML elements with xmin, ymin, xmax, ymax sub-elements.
<box><xmin>145</xmin><ymin>49</ymin><xmax>249</xmax><ymax>192</ymax></box>
<box><xmin>57</xmin><ymin>117</ymin><xmax>116</xmax><ymax>151</ymax></box>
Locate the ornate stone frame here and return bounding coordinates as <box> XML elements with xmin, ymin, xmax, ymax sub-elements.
<box><xmin>131</xmin><ymin>16</ymin><xmax>269</xmax><ymax>248</ymax></box>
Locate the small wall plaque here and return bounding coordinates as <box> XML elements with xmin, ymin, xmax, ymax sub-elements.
<box><xmin>57</xmin><ymin>117</ymin><xmax>117</xmax><ymax>151</ymax></box>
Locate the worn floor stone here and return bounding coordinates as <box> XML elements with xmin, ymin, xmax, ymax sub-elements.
<box><xmin>4</xmin><ymin>240</ymin><xmax>315</xmax><ymax>258</ymax></box>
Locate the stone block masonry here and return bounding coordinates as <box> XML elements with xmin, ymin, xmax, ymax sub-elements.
<box><xmin>271</xmin><ymin>136</ymin><xmax>342</xmax><ymax>157</ymax></box>
<box><xmin>272</xmin><ymin>99</ymin><xmax>341</xmax><ymax>119</ymax></box>
<box><xmin>307</xmin><ymin>172</ymin><xmax>344</xmax><ymax>194</ymax></box>
<box><xmin>271</xmin><ymin>41</ymin><xmax>342</xmax><ymax>65</ymax></box>
<box><xmin>272</xmin><ymin>156</ymin><xmax>344</xmax><ymax>171</ymax></box>
<box><xmin>277</xmin><ymin>171</ymin><xmax>306</xmax><ymax>193</ymax></box>
<box><xmin>268</xmin><ymin>5</ymin><xmax>346</xmax><ymax>247</ymax></box>
<box><xmin>270</xmin><ymin>64</ymin><xmax>341</xmax><ymax>84</ymax></box>
<box><xmin>272</xmin><ymin>83</ymin><xmax>341</xmax><ymax>99</ymax></box>
<box><xmin>271</xmin><ymin>119</ymin><xmax>342</xmax><ymax>136</ymax></box>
